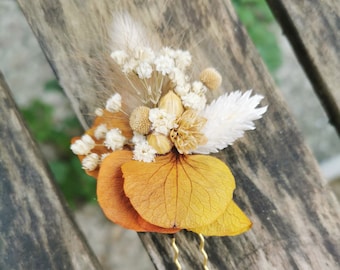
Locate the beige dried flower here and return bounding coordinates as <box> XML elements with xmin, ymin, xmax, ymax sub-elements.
<box><xmin>170</xmin><ymin>109</ymin><xmax>207</xmax><ymax>154</ymax></box>
<box><xmin>129</xmin><ymin>106</ymin><xmax>151</xmax><ymax>134</ymax></box>
<box><xmin>147</xmin><ymin>133</ymin><xmax>173</xmax><ymax>154</ymax></box>
<box><xmin>199</xmin><ymin>68</ymin><xmax>222</xmax><ymax>90</ymax></box>
<box><xmin>158</xmin><ymin>90</ymin><xmax>184</xmax><ymax>118</ymax></box>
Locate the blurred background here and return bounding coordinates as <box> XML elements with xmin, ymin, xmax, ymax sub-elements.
<box><xmin>1</xmin><ymin>0</ymin><xmax>339</xmax><ymax>269</ymax></box>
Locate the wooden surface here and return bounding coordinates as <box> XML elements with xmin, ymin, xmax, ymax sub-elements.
<box><xmin>0</xmin><ymin>71</ymin><xmax>102</xmax><ymax>269</ymax></box>
<box><xmin>266</xmin><ymin>0</ymin><xmax>340</xmax><ymax>135</ymax></box>
<box><xmin>15</xmin><ymin>0</ymin><xmax>340</xmax><ymax>269</ymax></box>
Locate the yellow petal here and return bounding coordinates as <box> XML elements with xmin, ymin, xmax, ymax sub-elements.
<box><xmin>189</xmin><ymin>200</ymin><xmax>252</xmax><ymax>236</ymax></box>
<box><xmin>122</xmin><ymin>153</ymin><xmax>235</xmax><ymax>229</ymax></box>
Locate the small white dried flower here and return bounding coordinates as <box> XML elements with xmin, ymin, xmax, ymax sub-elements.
<box><xmin>104</xmin><ymin>128</ymin><xmax>126</xmax><ymax>151</ymax></box>
<box><xmin>149</xmin><ymin>108</ymin><xmax>177</xmax><ymax>135</ymax></box>
<box><xmin>71</xmin><ymin>134</ymin><xmax>96</xmax><ymax>155</ymax></box>
<box><xmin>174</xmin><ymin>50</ymin><xmax>192</xmax><ymax>70</ymax></box>
<box><xmin>191</xmin><ymin>81</ymin><xmax>207</xmax><ymax>95</ymax></box>
<box><xmin>71</xmin><ymin>140</ymin><xmax>91</xmax><ymax>155</ymax></box>
<box><xmin>154</xmin><ymin>55</ymin><xmax>175</xmax><ymax>75</ymax></box>
<box><xmin>133</xmin><ymin>141</ymin><xmax>157</xmax><ymax>163</ymax></box>
<box><xmin>169</xmin><ymin>68</ymin><xmax>186</xmax><ymax>87</ymax></box>
<box><xmin>110</xmin><ymin>50</ymin><xmax>129</xmax><ymax>66</ymax></box>
<box><xmin>194</xmin><ymin>90</ymin><xmax>268</xmax><ymax>154</ymax></box>
<box><xmin>95</xmin><ymin>108</ymin><xmax>104</xmax><ymax>116</ymax></box>
<box><xmin>122</xmin><ymin>58</ymin><xmax>138</xmax><ymax>73</ymax></box>
<box><xmin>175</xmin><ymin>83</ymin><xmax>191</xmax><ymax>97</ymax></box>
<box><xmin>81</xmin><ymin>134</ymin><xmax>96</xmax><ymax>148</ymax></box>
<box><xmin>160</xmin><ymin>47</ymin><xmax>176</xmax><ymax>58</ymax></box>
<box><xmin>134</xmin><ymin>47</ymin><xmax>155</xmax><ymax>62</ymax></box>
<box><xmin>81</xmin><ymin>153</ymin><xmax>100</xmax><ymax>171</ymax></box>
<box><xmin>181</xmin><ymin>92</ymin><xmax>207</xmax><ymax>111</ymax></box>
<box><xmin>131</xmin><ymin>132</ymin><xmax>146</xmax><ymax>145</ymax></box>
<box><xmin>105</xmin><ymin>93</ymin><xmax>122</xmax><ymax>112</ymax></box>
<box><xmin>135</xmin><ymin>62</ymin><xmax>153</xmax><ymax>79</ymax></box>
<box><xmin>94</xmin><ymin>124</ymin><xmax>108</xmax><ymax>140</ymax></box>
<box><xmin>169</xmin><ymin>68</ymin><xmax>192</xmax><ymax>97</ymax></box>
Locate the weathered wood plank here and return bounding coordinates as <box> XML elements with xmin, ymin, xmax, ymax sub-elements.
<box><xmin>0</xmin><ymin>71</ymin><xmax>102</xmax><ymax>269</ymax></box>
<box><xmin>16</xmin><ymin>0</ymin><xmax>340</xmax><ymax>269</ymax></box>
<box><xmin>266</xmin><ymin>0</ymin><xmax>340</xmax><ymax>135</ymax></box>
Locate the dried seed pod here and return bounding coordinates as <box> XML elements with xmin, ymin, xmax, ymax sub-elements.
<box><xmin>129</xmin><ymin>106</ymin><xmax>151</xmax><ymax>134</ymax></box>
<box><xmin>147</xmin><ymin>133</ymin><xmax>173</xmax><ymax>154</ymax></box>
<box><xmin>159</xmin><ymin>90</ymin><xmax>184</xmax><ymax>118</ymax></box>
<box><xmin>199</xmin><ymin>68</ymin><xmax>222</xmax><ymax>90</ymax></box>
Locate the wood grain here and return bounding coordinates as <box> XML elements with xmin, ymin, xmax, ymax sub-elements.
<box><xmin>0</xmin><ymin>71</ymin><xmax>102</xmax><ymax>269</ymax></box>
<box><xmin>266</xmin><ymin>0</ymin><xmax>340</xmax><ymax>135</ymax></box>
<box><xmin>16</xmin><ymin>0</ymin><xmax>340</xmax><ymax>269</ymax></box>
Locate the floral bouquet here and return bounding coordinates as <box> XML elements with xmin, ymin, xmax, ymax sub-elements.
<box><xmin>70</xmin><ymin>13</ymin><xmax>267</xmax><ymax>267</ymax></box>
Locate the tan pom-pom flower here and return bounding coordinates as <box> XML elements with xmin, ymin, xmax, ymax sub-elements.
<box><xmin>199</xmin><ymin>67</ymin><xmax>222</xmax><ymax>90</ymax></box>
<box><xmin>129</xmin><ymin>106</ymin><xmax>151</xmax><ymax>134</ymax></box>
<box><xmin>147</xmin><ymin>133</ymin><xmax>173</xmax><ymax>154</ymax></box>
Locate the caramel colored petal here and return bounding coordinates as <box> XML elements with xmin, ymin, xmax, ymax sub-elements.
<box><xmin>90</xmin><ymin>110</ymin><xmax>133</xmax><ymax>139</ymax></box>
<box><xmin>122</xmin><ymin>153</ymin><xmax>235</xmax><ymax>229</ymax></box>
<box><xmin>189</xmin><ymin>200</ymin><xmax>252</xmax><ymax>236</ymax></box>
<box><xmin>97</xmin><ymin>151</ymin><xmax>139</xmax><ymax>230</ymax></box>
<box><xmin>97</xmin><ymin>150</ymin><xmax>178</xmax><ymax>233</ymax></box>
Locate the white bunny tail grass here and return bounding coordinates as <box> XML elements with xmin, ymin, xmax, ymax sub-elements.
<box><xmin>194</xmin><ymin>90</ymin><xmax>267</xmax><ymax>154</ymax></box>
<box><xmin>110</xmin><ymin>12</ymin><xmax>153</xmax><ymax>52</ymax></box>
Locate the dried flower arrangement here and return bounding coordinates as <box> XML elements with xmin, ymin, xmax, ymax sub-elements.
<box><xmin>70</xmin><ymin>13</ymin><xmax>267</xmax><ymax>268</ymax></box>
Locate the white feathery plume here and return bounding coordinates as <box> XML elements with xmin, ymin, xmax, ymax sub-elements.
<box><xmin>110</xmin><ymin>13</ymin><xmax>151</xmax><ymax>52</ymax></box>
<box><xmin>194</xmin><ymin>90</ymin><xmax>267</xmax><ymax>154</ymax></box>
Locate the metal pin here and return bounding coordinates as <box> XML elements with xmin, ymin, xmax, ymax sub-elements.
<box><xmin>199</xmin><ymin>233</ymin><xmax>209</xmax><ymax>270</ymax></box>
<box><xmin>171</xmin><ymin>236</ymin><xmax>182</xmax><ymax>270</ymax></box>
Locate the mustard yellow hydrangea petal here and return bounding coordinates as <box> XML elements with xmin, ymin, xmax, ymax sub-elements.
<box><xmin>122</xmin><ymin>153</ymin><xmax>235</xmax><ymax>229</ymax></box>
<box><xmin>189</xmin><ymin>200</ymin><xmax>252</xmax><ymax>236</ymax></box>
